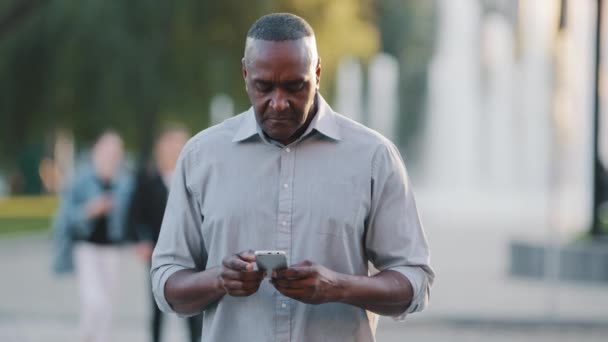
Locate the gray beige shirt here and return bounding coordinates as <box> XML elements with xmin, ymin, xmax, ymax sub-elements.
<box><xmin>151</xmin><ymin>95</ymin><xmax>434</xmax><ymax>342</ymax></box>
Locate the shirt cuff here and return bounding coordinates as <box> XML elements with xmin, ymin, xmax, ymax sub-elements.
<box><xmin>151</xmin><ymin>264</ymin><xmax>189</xmax><ymax>315</ymax></box>
<box><xmin>386</xmin><ymin>265</ymin><xmax>430</xmax><ymax>320</ymax></box>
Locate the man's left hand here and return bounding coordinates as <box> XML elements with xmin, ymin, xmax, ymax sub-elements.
<box><xmin>270</xmin><ymin>260</ymin><xmax>343</xmax><ymax>305</ymax></box>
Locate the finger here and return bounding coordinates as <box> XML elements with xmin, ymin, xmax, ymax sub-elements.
<box><xmin>238</xmin><ymin>250</ymin><xmax>257</xmax><ymax>263</ymax></box>
<box><xmin>227</xmin><ymin>288</ymin><xmax>260</xmax><ymax>297</ymax></box>
<box><xmin>274</xmin><ymin>266</ymin><xmax>314</xmax><ymax>280</ymax></box>
<box><xmin>273</xmin><ymin>268</ymin><xmax>295</xmax><ymax>279</ymax></box>
<box><xmin>292</xmin><ymin>259</ymin><xmax>314</xmax><ymax>267</ymax></box>
<box><xmin>223</xmin><ymin>255</ymin><xmax>253</xmax><ymax>271</ymax></box>
<box><xmin>238</xmin><ymin>270</ymin><xmax>266</xmax><ymax>281</ymax></box>
<box><xmin>224</xmin><ymin>271</ymin><xmax>264</xmax><ymax>282</ymax></box>
<box><xmin>271</xmin><ymin>278</ymin><xmax>310</xmax><ymax>289</ymax></box>
<box><xmin>221</xmin><ymin>269</ymin><xmax>264</xmax><ymax>282</ymax></box>
<box><xmin>220</xmin><ymin>268</ymin><xmax>241</xmax><ymax>281</ymax></box>
<box><xmin>223</xmin><ymin>280</ymin><xmax>263</xmax><ymax>291</ymax></box>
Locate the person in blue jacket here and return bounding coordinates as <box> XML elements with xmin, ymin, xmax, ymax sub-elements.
<box><xmin>52</xmin><ymin>130</ymin><xmax>133</xmax><ymax>342</ymax></box>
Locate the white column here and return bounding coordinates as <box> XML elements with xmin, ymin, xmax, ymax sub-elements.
<box><xmin>601</xmin><ymin>0</ymin><xmax>608</xmax><ymax>167</ymax></box>
<box><xmin>516</xmin><ymin>0</ymin><xmax>560</xmax><ymax>191</ymax></box>
<box><xmin>424</xmin><ymin>0</ymin><xmax>482</xmax><ymax>190</ymax></box>
<box><xmin>482</xmin><ymin>13</ymin><xmax>516</xmax><ymax>189</ymax></box>
<box><xmin>210</xmin><ymin>94</ymin><xmax>234</xmax><ymax>126</ymax></box>
<box><xmin>558</xmin><ymin>0</ymin><xmax>598</xmax><ymax>231</ymax></box>
<box><xmin>334</xmin><ymin>56</ymin><xmax>364</xmax><ymax>123</ymax></box>
<box><xmin>367</xmin><ymin>53</ymin><xmax>399</xmax><ymax>143</ymax></box>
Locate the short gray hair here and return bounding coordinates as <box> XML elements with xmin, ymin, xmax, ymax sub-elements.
<box><xmin>247</xmin><ymin>13</ymin><xmax>314</xmax><ymax>41</ymax></box>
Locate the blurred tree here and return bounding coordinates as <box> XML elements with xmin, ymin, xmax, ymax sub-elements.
<box><xmin>0</xmin><ymin>0</ymin><xmax>270</xmax><ymax>167</ymax></box>
<box><xmin>271</xmin><ymin>0</ymin><xmax>379</xmax><ymax>100</ymax></box>
<box><xmin>375</xmin><ymin>0</ymin><xmax>437</xmax><ymax>158</ymax></box>
<box><xmin>0</xmin><ymin>0</ymin><xmax>379</xmax><ymax>175</ymax></box>
<box><xmin>0</xmin><ymin>0</ymin><xmax>48</xmax><ymax>40</ymax></box>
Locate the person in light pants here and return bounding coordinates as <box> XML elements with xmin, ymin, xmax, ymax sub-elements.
<box><xmin>74</xmin><ymin>243</ymin><xmax>121</xmax><ymax>342</ymax></box>
<box><xmin>52</xmin><ymin>131</ymin><xmax>133</xmax><ymax>342</ymax></box>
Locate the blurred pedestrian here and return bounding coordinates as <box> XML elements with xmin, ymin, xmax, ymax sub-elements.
<box><xmin>129</xmin><ymin>126</ymin><xmax>202</xmax><ymax>342</ymax></box>
<box><xmin>52</xmin><ymin>130</ymin><xmax>133</xmax><ymax>342</ymax></box>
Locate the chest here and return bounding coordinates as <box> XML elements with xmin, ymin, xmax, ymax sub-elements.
<box><xmin>192</xmin><ymin>140</ymin><xmax>371</xmax><ymax>254</ymax></box>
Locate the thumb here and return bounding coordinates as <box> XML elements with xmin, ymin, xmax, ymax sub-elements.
<box><xmin>293</xmin><ymin>259</ymin><xmax>314</xmax><ymax>267</ymax></box>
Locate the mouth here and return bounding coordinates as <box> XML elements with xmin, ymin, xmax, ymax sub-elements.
<box><xmin>267</xmin><ymin>118</ymin><xmax>291</xmax><ymax>122</ymax></box>
<box><xmin>264</xmin><ymin>116</ymin><xmax>293</xmax><ymax>124</ymax></box>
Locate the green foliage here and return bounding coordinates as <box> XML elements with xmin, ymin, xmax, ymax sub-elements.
<box><xmin>0</xmin><ymin>0</ymin><xmax>271</xmax><ymax>161</ymax></box>
<box><xmin>0</xmin><ymin>0</ymin><xmax>380</xmax><ymax>169</ymax></box>
<box><xmin>272</xmin><ymin>0</ymin><xmax>379</xmax><ymax>99</ymax></box>
<box><xmin>376</xmin><ymin>0</ymin><xmax>436</xmax><ymax>155</ymax></box>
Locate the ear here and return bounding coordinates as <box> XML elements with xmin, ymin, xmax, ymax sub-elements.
<box><xmin>241</xmin><ymin>58</ymin><xmax>248</xmax><ymax>80</ymax></box>
<box><xmin>315</xmin><ymin>58</ymin><xmax>322</xmax><ymax>89</ymax></box>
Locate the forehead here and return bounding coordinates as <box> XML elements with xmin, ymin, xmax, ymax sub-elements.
<box><xmin>95</xmin><ymin>134</ymin><xmax>123</xmax><ymax>153</ymax></box>
<box><xmin>246</xmin><ymin>39</ymin><xmax>314</xmax><ymax>78</ymax></box>
<box><xmin>158</xmin><ymin>131</ymin><xmax>188</xmax><ymax>147</ymax></box>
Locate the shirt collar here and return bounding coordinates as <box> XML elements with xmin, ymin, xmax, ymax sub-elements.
<box><xmin>232</xmin><ymin>94</ymin><xmax>341</xmax><ymax>143</ymax></box>
<box><xmin>311</xmin><ymin>94</ymin><xmax>341</xmax><ymax>141</ymax></box>
<box><xmin>231</xmin><ymin>107</ymin><xmax>258</xmax><ymax>143</ymax></box>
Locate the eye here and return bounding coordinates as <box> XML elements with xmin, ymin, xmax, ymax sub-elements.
<box><xmin>255</xmin><ymin>81</ymin><xmax>273</xmax><ymax>93</ymax></box>
<box><xmin>284</xmin><ymin>81</ymin><xmax>305</xmax><ymax>93</ymax></box>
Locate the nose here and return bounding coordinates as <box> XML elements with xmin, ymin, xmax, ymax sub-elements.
<box><xmin>269</xmin><ymin>90</ymin><xmax>289</xmax><ymax>112</ymax></box>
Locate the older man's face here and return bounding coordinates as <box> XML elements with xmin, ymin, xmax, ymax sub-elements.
<box><xmin>243</xmin><ymin>39</ymin><xmax>320</xmax><ymax>145</ymax></box>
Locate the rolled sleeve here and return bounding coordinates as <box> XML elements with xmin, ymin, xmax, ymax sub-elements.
<box><xmin>366</xmin><ymin>142</ymin><xmax>435</xmax><ymax>318</ymax></box>
<box><xmin>150</xmin><ymin>143</ymin><xmax>207</xmax><ymax>315</ymax></box>
<box><xmin>388</xmin><ymin>265</ymin><xmax>433</xmax><ymax>319</ymax></box>
<box><xmin>152</xmin><ymin>264</ymin><xmax>189</xmax><ymax>313</ymax></box>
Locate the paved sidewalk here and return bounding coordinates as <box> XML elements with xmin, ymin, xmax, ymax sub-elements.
<box><xmin>1</xmin><ymin>210</ymin><xmax>607</xmax><ymax>341</ymax></box>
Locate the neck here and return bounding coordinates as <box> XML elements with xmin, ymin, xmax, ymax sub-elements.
<box><xmin>279</xmin><ymin>95</ymin><xmax>319</xmax><ymax>146</ymax></box>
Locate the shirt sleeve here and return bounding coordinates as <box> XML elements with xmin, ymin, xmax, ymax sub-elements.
<box><xmin>51</xmin><ymin>185</ymin><xmax>77</xmax><ymax>274</ymax></box>
<box><xmin>63</xmin><ymin>176</ymin><xmax>93</xmax><ymax>237</ymax></box>
<box><xmin>365</xmin><ymin>142</ymin><xmax>435</xmax><ymax>319</ymax></box>
<box><xmin>150</xmin><ymin>146</ymin><xmax>207</xmax><ymax>315</ymax></box>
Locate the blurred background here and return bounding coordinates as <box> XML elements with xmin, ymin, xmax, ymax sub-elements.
<box><xmin>0</xmin><ymin>0</ymin><xmax>607</xmax><ymax>341</ymax></box>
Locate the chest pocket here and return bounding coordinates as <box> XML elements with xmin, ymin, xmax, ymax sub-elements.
<box><xmin>307</xmin><ymin>180</ymin><xmax>364</xmax><ymax>237</ymax></box>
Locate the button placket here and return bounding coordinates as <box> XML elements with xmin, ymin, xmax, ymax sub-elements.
<box><xmin>275</xmin><ymin>145</ymin><xmax>295</xmax><ymax>341</ymax></box>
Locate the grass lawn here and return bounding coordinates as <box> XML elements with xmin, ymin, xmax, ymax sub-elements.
<box><xmin>0</xmin><ymin>217</ymin><xmax>51</xmax><ymax>236</ymax></box>
<box><xmin>0</xmin><ymin>196</ymin><xmax>56</xmax><ymax>236</ymax></box>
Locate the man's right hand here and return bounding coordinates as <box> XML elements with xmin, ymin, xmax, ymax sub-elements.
<box><xmin>219</xmin><ymin>250</ymin><xmax>266</xmax><ymax>297</ymax></box>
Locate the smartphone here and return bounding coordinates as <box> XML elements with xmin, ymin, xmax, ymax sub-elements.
<box><xmin>255</xmin><ymin>250</ymin><xmax>287</xmax><ymax>275</ymax></box>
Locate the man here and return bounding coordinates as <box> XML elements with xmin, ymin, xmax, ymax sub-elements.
<box><xmin>129</xmin><ymin>126</ymin><xmax>203</xmax><ymax>342</ymax></box>
<box><xmin>151</xmin><ymin>13</ymin><xmax>434</xmax><ymax>342</ymax></box>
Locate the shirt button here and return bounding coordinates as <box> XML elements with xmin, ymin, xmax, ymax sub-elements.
<box><xmin>283</xmin><ymin>183</ymin><xmax>289</xmax><ymax>189</ymax></box>
<box><xmin>285</xmin><ymin>147</ymin><xmax>291</xmax><ymax>152</ymax></box>
<box><xmin>282</xmin><ymin>221</ymin><xmax>287</xmax><ymax>226</ymax></box>
<box><xmin>282</xmin><ymin>302</ymin><xmax>287</xmax><ymax>308</ymax></box>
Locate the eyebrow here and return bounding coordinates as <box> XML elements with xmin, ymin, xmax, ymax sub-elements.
<box><xmin>252</xmin><ymin>78</ymin><xmax>306</xmax><ymax>85</ymax></box>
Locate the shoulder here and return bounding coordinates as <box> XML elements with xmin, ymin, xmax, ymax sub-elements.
<box><xmin>68</xmin><ymin>166</ymin><xmax>96</xmax><ymax>189</ymax></box>
<box><xmin>180</xmin><ymin>111</ymin><xmax>249</xmax><ymax>162</ymax></box>
<box><xmin>328</xmin><ymin>111</ymin><xmax>407</xmax><ymax>175</ymax></box>
<box><xmin>332</xmin><ymin>111</ymin><xmax>398</xmax><ymax>154</ymax></box>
